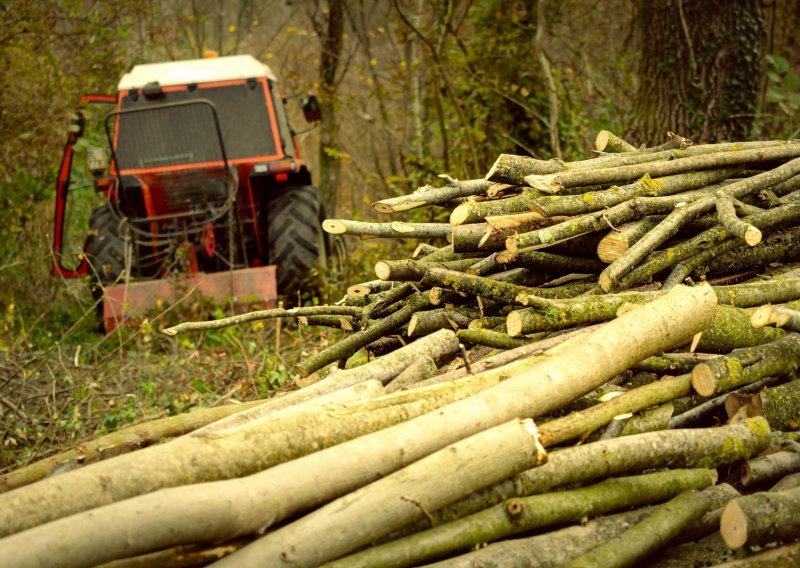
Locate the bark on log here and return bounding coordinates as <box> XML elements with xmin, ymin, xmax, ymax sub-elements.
<box><xmin>450</xmin><ymin>190</ymin><xmax>541</xmax><ymax>226</ymax></box>
<box><xmin>426</xmin><ymin>418</ymin><xmax>769</xmax><ymax>530</ymax></box>
<box><xmin>372</xmin><ymin>178</ymin><xmax>492</xmax><ymax>214</ymax></box>
<box><xmin>384</xmin><ymin>356</ymin><xmax>438</xmax><ymax>393</ymax></box>
<box><xmin>721</xmin><ymin>486</ymin><xmax>800</xmax><ymax>548</ymax></box>
<box><xmin>669</xmin><ymin>375</ymin><xmax>783</xmax><ymax>429</ymax></box>
<box><xmin>327</xmin><ymin>469</ymin><xmax>717</xmax><ymax>568</ymax></box>
<box><xmin>708</xmin><ymin>541</ymin><xmax>800</xmax><ymax>568</ymax></box>
<box><xmin>525</xmin><ymin>145</ymin><xmax>800</xmax><ymax>194</ymax></box>
<box><xmin>537</xmin><ymin>375</ymin><xmax>692</xmax><ymax>445</ymax></box>
<box><xmin>487</xmin><ymin>140</ymin><xmax>782</xmax><ymax>185</ymax></box>
<box><xmin>322</xmin><ymin>219</ymin><xmax>452</xmax><ymax>239</ymax></box>
<box><xmin>374</xmin><ymin>258</ymin><xmax>476</xmax><ymax>282</ymax></box>
<box><xmin>295</xmin><ymin>328</ymin><xmax>458</xmax><ymax>393</ymax></box>
<box><xmin>456</xmin><ymin>328</ymin><xmax>530</xmax><ymax>349</ymax></box>
<box><xmin>219</xmin><ymin>419</ymin><xmax>547</xmax><ymax>567</ymax></box>
<box><xmin>716</xmin><ymin>192</ymin><xmax>762</xmax><ymax>246</ymax></box>
<box><xmin>408</xmin><ymin>307</ymin><xmax>479</xmax><ymax>338</ymax></box>
<box><xmin>741</xmin><ymin>451</ymin><xmax>800</xmax><ymax>488</ymax></box>
<box><xmin>0</xmin><ymin>397</ymin><xmax>265</xmax><ymax>493</ymax></box>
<box><xmin>691</xmin><ymin>334</ymin><xmax>800</xmax><ymax>397</ymax></box>
<box><xmin>0</xmin><ymin>377</ymin><xmax>514</xmax><ymax>566</ymax></box>
<box><xmin>562</xmin><ymin>487</ymin><xmax>724</xmax><ymax>568</ymax></box>
<box><xmin>530</xmin><ymin>169</ymin><xmax>737</xmax><ymax>218</ymax></box>
<box><xmin>695</xmin><ymin>305</ymin><xmax>786</xmax><ymax>353</ymax></box>
<box><xmin>595</xmin><ymin>130</ymin><xmax>638</xmax><ymax>153</ymax></box>
<box><xmin>614</xmin><ymin>200</ymin><xmax>800</xmax><ymax>291</ymax></box>
<box><xmin>162</xmin><ymin>305</ymin><xmax>363</xmax><ymax>336</ymax></box>
<box><xmin>751</xmin><ymin>304</ymin><xmax>800</xmax><ymax>332</ymax></box>
<box><xmin>294</xmin><ymin>294</ymin><xmax>431</xmax><ymax>377</ymax></box>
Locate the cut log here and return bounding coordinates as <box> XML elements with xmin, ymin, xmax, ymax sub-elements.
<box><xmin>427</xmin><ymin>418</ymin><xmax>769</xmax><ymax>530</ymax></box>
<box><xmin>691</xmin><ymin>334</ymin><xmax>800</xmax><ymax>397</ymax></box>
<box><xmin>726</xmin><ymin>378</ymin><xmax>800</xmax><ymax>432</ymax></box>
<box><xmin>563</xmin><ymin>486</ymin><xmax>724</xmax><ymax>568</ymax></box>
<box><xmin>721</xmin><ymin>486</ymin><xmax>800</xmax><ymax>548</ymax></box>
<box><xmin>708</xmin><ymin>541</ymin><xmax>800</xmax><ymax>568</ymax></box>
<box><xmin>294</xmin><ymin>294</ymin><xmax>431</xmax><ymax>377</ymax></box>
<box><xmin>0</xmin><ymin>398</ymin><xmax>265</xmax><ymax>493</ymax></box>
<box><xmin>325</xmin><ymin>469</ymin><xmax>717</xmax><ymax>568</ymax></box>
<box><xmin>741</xmin><ymin>451</ymin><xmax>800</xmax><ymax>488</ymax></box>
<box><xmin>218</xmin><ymin>419</ymin><xmax>547</xmax><ymax>567</ymax></box>
<box><xmin>372</xmin><ymin>178</ymin><xmax>492</xmax><ymax>213</ymax></box>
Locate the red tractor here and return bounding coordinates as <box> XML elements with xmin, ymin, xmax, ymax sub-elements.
<box><xmin>52</xmin><ymin>54</ymin><xmax>335</xmax><ymax>329</ymax></box>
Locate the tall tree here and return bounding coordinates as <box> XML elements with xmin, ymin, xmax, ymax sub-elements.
<box><xmin>629</xmin><ymin>0</ymin><xmax>765</xmax><ymax>145</ymax></box>
<box><xmin>309</xmin><ymin>0</ymin><xmax>346</xmax><ymax>216</ymax></box>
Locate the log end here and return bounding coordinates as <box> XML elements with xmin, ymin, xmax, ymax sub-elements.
<box><xmin>507</xmin><ymin>311</ymin><xmax>524</xmax><ymax>337</ymax></box>
<box><xmin>740</xmin><ymin>461</ymin><xmax>756</xmax><ymax>488</ymax></box>
<box><xmin>598</xmin><ymin>271</ymin><xmax>613</xmax><ymax>293</ymax></box>
<box><xmin>720</xmin><ymin>501</ymin><xmax>748</xmax><ymax>549</ymax></box>
<box><xmin>596</xmin><ymin>234</ymin><xmax>629</xmax><ymax>264</ymax></box>
<box><xmin>389</xmin><ymin>221</ymin><xmax>415</xmax><ymax>234</ymax></box>
<box><xmin>371</xmin><ymin>201</ymin><xmax>396</xmax><ymax>214</ymax></box>
<box><xmin>485</xmin><ymin>155</ymin><xmax>503</xmax><ymax>182</ymax></box>
<box><xmin>347</xmin><ymin>284</ymin><xmax>373</xmax><ymax>297</ymax></box>
<box><xmin>691</xmin><ymin>364</ymin><xmax>716</xmax><ymax>397</ymax></box>
<box><xmin>450</xmin><ymin>204</ymin><xmax>471</xmax><ymax>226</ymax></box>
<box><xmin>322</xmin><ymin>219</ymin><xmax>347</xmax><ymax>234</ymax></box>
<box><xmin>595</xmin><ymin>130</ymin><xmax>611</xmax><ymax>152</ymax></box>
<box><xmin>745</xmin><ymin>226</ymin><xmax>763</xmax><ymax>247</ymax></box>
<box><xmin>505</xmin><ymin>236</ymin><xmax>519</xmax><ymax>255</ymax></box>
<box><xmin>374</xmin><ymin>261</ymin><xmax>392</xmax><ymax>281</ymax></box>
<box><xmin>749</xmin><ymin>305</ymin><xmax>776</xmax><ymax>329</ymax></box>
<box><xmin>407</xmin><ymin>314</ymin><xmax>420</xmax><ymax>338</ymax></box>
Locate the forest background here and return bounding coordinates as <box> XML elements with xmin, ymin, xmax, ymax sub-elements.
<box><xmin>1</xmin><ymin>0</ymin><xmax>799</xmax><ymax>467</ymax></box>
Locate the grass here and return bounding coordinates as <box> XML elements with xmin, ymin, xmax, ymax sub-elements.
<box><xmin>0</xmin><ymin>285</ymin><xmax>348</xmax><ymax>472</ymax></box>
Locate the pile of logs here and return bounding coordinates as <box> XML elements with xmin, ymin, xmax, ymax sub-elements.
<box><xmin>3</xmin><ymin>132</ymin><xmax>800</xmax><ymax>567</ymax></box>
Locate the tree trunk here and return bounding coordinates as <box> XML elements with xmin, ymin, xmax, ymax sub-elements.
<box><xmin>629</xmin><ymin>0</ymin><xmax>765</xmax><ymax>145</ymax></box>
<box><xmin>317</xmin><ymin>0</ymin><xmax>345</xmax><ymax>215</ymax></box>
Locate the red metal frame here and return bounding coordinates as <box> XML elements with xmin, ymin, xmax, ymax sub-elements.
<box><xmin>52</xmin><ymin>94</ymin><xmax>117</xmax><ymax>278</ymax></box>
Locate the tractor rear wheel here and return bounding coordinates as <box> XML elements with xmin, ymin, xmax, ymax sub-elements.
<box><xmin>267</xmin><ymin>185</ymin><xmax>326</xmax><ymax>298</ymax></box>
<box><xmin>85</xmin><ymin>204</ymin><xmax>127</xmax><ymax>299</ymax></box>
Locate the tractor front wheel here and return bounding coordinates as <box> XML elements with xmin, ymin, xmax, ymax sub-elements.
<box><xmin>85</xmin><ymin>204</ymin><xmax>128</xmax><ymax>299</ymax></box>
<box><xmin>267</xmin><ymin>185</ymin><xmax>327</xmax><ymax>298</ymax></box>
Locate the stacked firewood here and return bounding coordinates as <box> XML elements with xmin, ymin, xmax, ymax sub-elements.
<box><xmin>3</xmin><ymin>132</ymin><xmax>800</xmax><ymax>567</ymax></box>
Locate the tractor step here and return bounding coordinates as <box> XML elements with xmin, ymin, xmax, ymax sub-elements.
<box><xmin>102</xmin><ymin>265</ymin><xmax>278</xmax><ymax>332</ymax></box>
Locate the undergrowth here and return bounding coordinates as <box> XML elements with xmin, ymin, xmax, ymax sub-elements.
<box><xmin>0</xmin><ymin>230</ymin><xmax>402</xmax><ymax>472</ymax></box>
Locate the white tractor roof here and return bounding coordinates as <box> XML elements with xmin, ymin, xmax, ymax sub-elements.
<box><xmin>118</xmin><ymin>54</ymin><xmax>277</xmax><ymax>91</ymax></box>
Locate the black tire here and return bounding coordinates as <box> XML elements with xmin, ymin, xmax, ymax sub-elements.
<box><xmin>85</xmin><ymin>204</ymin><xmax>127</xmax><ymax>298</ymax></box>
<box><xmin>267</xmin><ymin>186</ymin><xmax>326</xmax><ymax>296</ymax></box>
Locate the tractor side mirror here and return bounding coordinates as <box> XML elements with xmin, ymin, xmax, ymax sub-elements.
<box><xmin>67</xmin><ymin>112</ymin><xmax>85</xmax><ymax>142</ymax></box>
<box><xmin>300</xmin><ymin>95</ymin><xmax>322</xmax><ymax>123</ymax></box>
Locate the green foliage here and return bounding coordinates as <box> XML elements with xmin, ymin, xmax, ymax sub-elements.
<box><xmin>761</xmin><ymin>54</ymin><xmax>800</xmax><ymax>139</ymax></box>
